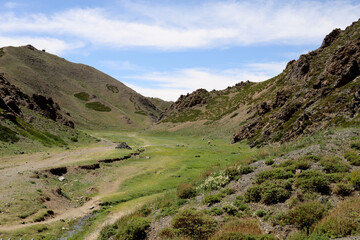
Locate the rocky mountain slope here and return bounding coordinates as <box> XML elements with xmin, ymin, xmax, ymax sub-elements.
<box><xmin>0</xmin><ymin>45</ymin><xmax>164</xmax><ymax>130</ymax></box>
<box><xmin>159</xmin><ymin>19</ymin><xmax>360</xmax><ymax>146</ymax></box>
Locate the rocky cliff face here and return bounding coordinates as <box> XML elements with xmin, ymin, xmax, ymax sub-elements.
<box><xmin>0</xmin><ymin>73</ymin><xmax>74</xmax><ymax>128</ymax></box>
<box><xmin>233</xmin><ymin>19</ymin><xmax>360</xmax><ymax>146</ymax></box>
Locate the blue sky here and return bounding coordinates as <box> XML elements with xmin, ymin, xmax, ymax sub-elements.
<box><xmin>1</xmin><ymin>0</ymin><xmax>360</xmax><ymax>100</ymax></box>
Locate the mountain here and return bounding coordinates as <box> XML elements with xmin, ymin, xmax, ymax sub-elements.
<box><xmin>158</xmin><ymin>19</ymin><xmax>360</xmax><ymax>146</ymax></box>
<box><xmin>0</xmin><ymin>45</ymin><xmax>165</xmax><ymax>131</ymax></box>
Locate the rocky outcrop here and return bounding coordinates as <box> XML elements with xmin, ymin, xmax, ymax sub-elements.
<box><xmin>0</xmin><ymin>74</ymin><xmax>74</xmax><ymax>128</ymax></box>
<box><xmin>233</xmin><ymin>19</ymin><xmax>360</xmax><ymax>146</ymax></box>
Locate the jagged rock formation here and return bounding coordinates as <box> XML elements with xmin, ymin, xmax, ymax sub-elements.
<box><xmin>233</xmin><ymin>19</ymin><xmax>360</xmax><ymax>146</ymax></box>
<box><xmin>0</xmin><ymin>74</ymin><xmax>74</xmax><ymax>128</ymax></box>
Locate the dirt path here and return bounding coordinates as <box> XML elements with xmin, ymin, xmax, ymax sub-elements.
<box><xmin>0</xmin><ymin>139</ymin><xmax>117</xmax><ymax>232</ymax></box>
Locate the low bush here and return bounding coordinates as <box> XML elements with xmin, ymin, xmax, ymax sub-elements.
<box><xmin>333</xmin><ymin>182</ymin><xmax>354</xmax><ymax>196</ymax></box>
<box><xmin>265</xmin><ymin>159</ymin><xmax>274</xmax><ymax>165</ymax></box>
<box><xmin>233</xmin><ymin>199</ymin><xmax>249</xmax><ymax>211</ymax></box>
<box><xmin>255</xmin><ymin>169</ymin><xmax>293</xmax><ymax>184</ymax></box>
<box><xmin>222</xmin><ymin>205</ymin><xmax>239</xmax><ymax>216</ymax></box>
<box><xmin>202</xmin><ymin>194</ymin><xmax>222</xmax><ymax>206</ymax></box>
<box><xmin>320</xmin><ymin>156</ymin><xmax>350</xmax><ymax>173</ymax></box>
<box><xmin>172</xmin><ymin>209</ymin><xmax>217</xmax><ymax>239</ymax></box>
<box><xmin>177</xmin><ymin>183</ymin><xmax>196</xmax><ymax>199</ymax></box>
<box><xmin>287</xmin><ymin>201</ymin><xmax>326</xmax><ymax>233</ymax></box>
<box><xmin>214</xmin><ymin>233</ymin><xmax>277</xmax><ymax>240</ymax></box>
<box><xmin>245</xmin><ymin>180</ymin><xmax>292</xmax><ymax>205</ymax></box>
<box><xmin>221</xmin><ymin>188</ymin><xmax>235</xmax><ymax>195</ymax></box>
<box><xmin>225</xmin><ymin>165</ymin><xmax>253</xmax><ymax>181</ymax></box>
<box><xmin>256</xmin><ymin>210</ymin><xmax>266</xmax><ymax>218</ymax></box>
<box><xmin>350</xmin><ymin>170</ymin><xmax>360</xmax><ymax>190</ymax></box>
<box><xmin>294</xmin><ymin>170</ymin><xmax>330</xmax><ymax>194</ymax></box>
<box><xmin>313</xmin><ymin>197</ymin><xmax>360</xmax><ymax>238</ymax></box>
<box><xmin>211</xmin><ymin>207</ymin><xmax>224</xmax><ymax>216</ymax></box>
<box><xmin>350</xmin><ymin>141</ymin><xmax>360</xmax><ymax>150</ymax></box>
<box><xmin>159</xmin><ymin>228</ymin><xmax>176</xmax><ymax>239</ymax></box>
<box><xmin>199</xmin><ymin>174</ymin><xmax>230</xmax><ymax>190</ymax></box>
<box><xmin>99</xmin><ymin>214</ymin><xmax>151</xmax><ymax>240</ymax></box>
<box><xmin>344</xmin><ymin>150</ymin><xmax>360</xmax><ymax>166</ymax></box>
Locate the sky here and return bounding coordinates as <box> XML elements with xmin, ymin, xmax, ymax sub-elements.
<box><xmin>1</xmin><ymin>0</ymin><xmax>360</xmax><ymax>101</ymax></box>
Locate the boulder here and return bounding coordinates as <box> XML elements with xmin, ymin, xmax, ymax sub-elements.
<box><xmin>115</xmin><ymin>142</ymin><xmax>132</xmax><ymax>150</ymax></box>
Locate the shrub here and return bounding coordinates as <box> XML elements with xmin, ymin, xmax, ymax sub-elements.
<box><xmin>234</xmin><ymin>199</ymin><xmax>249</xmax><ymax>211</ymax></box>
<box><xmin>202</xmin><ymin>194</ymin><xmax>222</xmax><ymax>206</ymax></box>
<box><xmin>265</xmin><ymin>159</ymin><xmax>274</xmax><ymax>165</ymax></box>
<box><xmin>256</xmin><ymin>210</ymin><xmax>266</xmax><ymax>218</ymax></box>
<box><xmin>333</xmin><ymin>182</ymin><xmax>354</xmax><ymax>196</ymax></box>
<box><xmin>225</xmin><ymin>165</ymin><xmax>253</xmax><ymax>181</ymax></box>
<box><xmin>159</xmin><ymin>228</ymin><xmax>176</xmax><ymax>239</ymax></box>
<box><xmin>115</xmin><ymin>216</ymin><xmax>151</xmax><ymax>240</ymax></box>
<box><xmin>214</xmin><ymin>233</ymin><xmax>277</xmax><ymax>240</ymax></box>
<box><xmin>211</xmin><ymin>207</ymin><xmax>223</xmax><ymax>216</ymax></box>
<box><xmin>320</xmin><ymin>156</ymin><xmax>350</xmax><ymax>173</ymax></box>
<box><xmin>255</xmin><ymin>169</ymin><xmax>294</xmax><ymax>184</ymax></box>
<box><xmin>287</xmin><ymin>201</ymin><xmax>326</xmax><ymax>233</ymax></box>
<box><xmin>350</xmin><ymin>170</ymin><xmax>360</xmax><ymax>190</ymax></box>
<box><xmin>344</xmin><ymin>150</ymin><xmax>360</xmax><ymax>166</ymax></box>
<box><xmin>313</xmin><ymin>197</ymin><xmax>360</xmax><ymax>238</ymax></box>
<box><xmin>199</xmin><ymin>174</ymin><xmax>230</xmax><ymax>190</ymax></box>
<box><xmin>294</xmin><ymin>170</ymin><xmax>330</xmax><ymax>194</ymax></box>
<box><xmin>221</xmin><ymin>188</ymin><xmax>235</xmax><ymax>195</ymax></box>
<box><xmin>245</xmin><ymin>180</ymin><xmax>292</xmax><ymax>205</ymax></box>
<box><xmin>350</xmin><ymin>141</ymin><xmax>360</xmax><ymax>150</ymax></box>
<box><xmin>177</xmin><ymin>183</ymin><xmax>196</xmax><ymax>199</ymax></box>
<box><xmin>172</xmin><ymin>209</ymin><xmax>217</xmax><ymax>239</ymax></box>
<box><xmin>222</xmin><ymin>205</ymin><xmax>239</xmax><ymax>216</ymax></box>
<box><xmin>327</xmin><ymin>173</ymin><xmax>349</xmax><ymax>183</ymax></box>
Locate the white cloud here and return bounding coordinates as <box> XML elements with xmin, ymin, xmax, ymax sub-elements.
<box><xmin>120</xmin><ymin>61</ymin><xmax>286</xmax><ymax>101</ymax></box>
<box><xmin>4</xmin><ymin>1</ymin><xmax>21</xmax><ymax>9</ymax></box>
<box><xmin>0</xmin><ymin>1</ymin><xmax>359</xmax><ymax>50</ymax></box>
<box><xmin>0</xmin><ymin>36</ymin><xmax>84</xmax><ymax>54</ymax></box>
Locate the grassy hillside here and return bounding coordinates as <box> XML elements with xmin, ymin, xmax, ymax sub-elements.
<box><xmin>157</xmin><ymin>19</ymin><xmax>360</xmax><ymax>146</ymax></box>
<box><xmin>0</xmin><ymin>45</ymin><xmax>165</xmax><ymax>130</ymax></box>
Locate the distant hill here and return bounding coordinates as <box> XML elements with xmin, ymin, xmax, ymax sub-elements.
<box><xmin>157</xmin><ymin>19</ymin><xmax>360</xmax><ymax>146</ymax></box>
<box><xmin>0</xmin><ymin>45</ymin><xmax>166</xmax><ymax>131</ymax></box>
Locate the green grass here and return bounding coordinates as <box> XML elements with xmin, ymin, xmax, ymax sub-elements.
<box><xmin>74</xmin><ymin>92</ymin><xmax>90</xmax><ymax>101</ymax></box>
<box><xmin>0</xmin><ymin>123</ymin><xmax>19</xmax><ymax>143</ymax></box>
<box><xmin>85</xmin><ymin>102</ymin><xmax>111</xmax><ymax>112</ymax></box>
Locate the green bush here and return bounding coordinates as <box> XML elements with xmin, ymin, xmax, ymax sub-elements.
<box><xmin>350</xmin><ymin>141</ymin><xmax>360</xmax><ymax>150</ymax></box>
<box><xmin>225</xmin><ymin>165</ymin><xmax>254</xmax><ymax>181</ymax></box>
<box><xmin>234</xmin><ymin>199</ymin><xmax>249</xmax><ymax>211</ymax></box>
<box><xmin>202</xmin><ymin>194</ymin><xmax>222</xmax><ymax>206</ymax></box>
<box><xmin>287</xmin><ymin>201</ymin><xmax>326</xmax><ymax>233</ymax></box>
<box><xmin>74</xmin><ymin>92</ymin><xmax>90</xmax><ymax>101</ymax></box>
<box><xmin>255</xmin><ymin>169</ymin><xmax>293</xmax><ymax>184</ymax></box>
<box><xmin>333</xmin><ymin>182</ymin><xmax>354</xmax><ymax>196</ymax></box>
<box><xmin>313</xmin><ymin>197</ymin><xmax>360</xmax><ymax>238</ymax></box>
<box><xmin>222</xmin><ymin>204</ymin><xmax>239</xmax><ymax>216</ymax></box>
<box><xmin>221</xmin><ymin>188</ymin><xmax>235</xmax><ymax>195</ymax></box>
<box><xmin>159</xmin><ymin>227</ymin><xmax>176</xmax><ymax>239</ymax></box>
<box><xmin>172</xmin><ymin>209</ymin><xmax>217</xmax><ymax>239</ymax></box>
<box><xmin>245</xmin><ymin>180</ymin><xmax>292</xmax><ymax>205</ymax></box>
<box><xmin>344</xmin><ymin>150</ymin><xmax>360</xmax><ymax>166</ymax></box>
<box><xmin>210</xmin><ymin>207</ymin><xmax>224</xmax><ymax>216</ymax></box>
<box><xmin>326</xmin><ymin>173</ymin><xmax>349</xmax><ymax>183</ymax></box>
<box><xmin>265</xmin><ymin>159</ymin><xmax>274</xmax><ymax>165</ymax></box>
<box><xmin>320</xmin><ymin>156</ymin><xmax>350</xmax><ymax>173</ymax></box>
<box><xmin>256</xmin><ymin>210</ymin><xmax>266</xmax><ymax>218</ymax></box>
<box><xmin>85</xmin><ymin>102</ymin><xmax>111</xmax><ymax>112</ymax></box>
<box><xmin>177</xmin><ymin>183</ymin><xmax>196</xmax><ymax>199</ymax></box>
<box><xmin>294</xmin><ymin>170</ymin><xmax>330</xmax><ymax>194</ymax></box>
<box><xmin>350</xmin><ymin>170</ymin><xmax>360</xmax><ymax>190</ymax></box>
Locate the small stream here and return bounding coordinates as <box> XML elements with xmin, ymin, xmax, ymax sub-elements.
<box><xmin>58</xmin><ymin>213</ymin><xmax>94</xmax><ymax>240</ymax></box>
